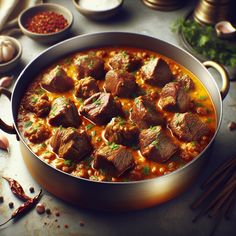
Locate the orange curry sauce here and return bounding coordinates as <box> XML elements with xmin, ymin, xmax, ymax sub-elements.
<box><xmin>17</xmin><ymin>47</ymin><xmax>216</xmax><ymax>182</ymax></box>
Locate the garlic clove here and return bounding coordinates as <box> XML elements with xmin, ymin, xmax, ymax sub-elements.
<box><xmin>0</xmin><ymin>76</ymin><xmax>14</xmax><ymax>88</ymax></box>
<box><xmin>0</xmin><ymin>133</ymin><xmax>9</xmax><ymax>151</ymax></box>
<box><xmin>215</xmin><ymin>21</ymin><xmax>236</xmax><ymax>39</ymax></box>
<box><xmin>2</xmin><ymin>44</ymin><xmax>15</xmax><ymax>62</ymax></box>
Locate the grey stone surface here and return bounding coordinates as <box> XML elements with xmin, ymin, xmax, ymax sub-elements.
<box><xmin>0</xmin><ymin>0</ymin><xmax>235</xmax><ymax>236</ymax></box>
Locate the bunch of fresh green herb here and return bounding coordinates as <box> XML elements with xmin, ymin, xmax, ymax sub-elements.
<box><xmin>172</xmin><ymin>18</ymin><xmax>236</xmax><ymax>67</ymax></box>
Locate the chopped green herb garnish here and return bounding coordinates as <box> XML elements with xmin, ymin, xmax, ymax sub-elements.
<box><xmin>143</xmin><ymin>166</ymin><xmax>150</xmax><ymax>175</ymax></box>
<box><xmin>109</xmin><ymin>143</ymin><xmax>120</xmax><ymax>151</ymax></box>
<box><xmin>171</xmin><ymin>18</ymin><xmax>236</xmax><ymax>67</ymax></box>
<box><xmin>86</xmin><ymin>124</ymin><xmax>94</xmax><ymax>130</ymax></box>
<box><xmin>151</xmin><ymin>139</ymin><xmax>160</xmax><ymax>150</ymax></box>
<box><xmin>24</xmin><ymin>121</ymin><xmax>33</xmax><ymax>128</ymax></box>
<box><xmin>31</xmin><ymin>96</ymin><xmax>38</xmax><ymax>103</ymax></box>
<box><xmin>91</xmin><ymin>130</ymin><xmax>96</xmax><ymax>137</ymax></box>
<box><xmin>41</xmin><ymin>143</ymin><xmax>47</xmax><ymax>148</ymax></box>
<box><xmin>93</xmin><ymin>98</ymin><xmax>102</xmax><ymax>106</ymax></box>
<box><xmin>64</xmin><ymin>159</ymin><xmax>73</xmax><ymax>166</ymax></box>
<box><xmin>149</xmin><ymin>126</ymin><xmax>157</xmax><ymax>131</ymax></box>
<box><xmin>199</xmin><ymin>95</ymin><xmax>208</xmax><ymax>100</ymax></box>
<box><xmin>96</xmin><ymin>137</ymin><xmax>102</xmax><ymax>142</ymax></box>
<box><xmin>206</xmin><ymin>118</ymin><xmax>213</xmax><ymax>123</ymax></box>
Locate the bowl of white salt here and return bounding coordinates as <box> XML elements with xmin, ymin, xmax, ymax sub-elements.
<box><xmin>73</xmin><ymin>0</ymin><xmax>123</xmax><ymax>21</ymax></box>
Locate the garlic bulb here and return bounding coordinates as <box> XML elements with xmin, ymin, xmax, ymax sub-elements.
<box><xmin>0</xmin><ymin>37</ymin><xmax>16</xmax><ymax>63</ymax></box>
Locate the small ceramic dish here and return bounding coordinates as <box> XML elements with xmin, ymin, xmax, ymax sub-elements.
<box><xmin>73</xmin><ymin>0</ymin><xmax>123</xmax><ymax>21</ymax></box>
<box><xmin>18</xmin><ymin>3</ymin><xmax>73</xmax><ymax>44</ymax></box>
<box><xmin>215</xmin><ymin>21</ymin><xmax>236</xmax><ymax>39</ymax></box>
<box><xmin>0</xmin><ymin>36</ymin><xmax>22</xmax><ymax>74</ymax></box>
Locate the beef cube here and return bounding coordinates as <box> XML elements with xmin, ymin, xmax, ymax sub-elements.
<box><xmin>108</xmin><ymin>51</ymin><xmax>142</xmax><ymax>72</ymax></box>
<box><xmin>49</xmin><ymin>97</ymin><xmax>81</xmax><ymax>128</ymax></box>
<box><xmin>104</xmin><ymin>70</ymin><xmax>137</xmax><ymax>98</ymax></box>
<box><xmin>93</xmin><ymin>144</ymin><xmax>134</xmax><ymax>177</ymax></box>
<box><xmin>176</xmin><ymin>74</ymin><xmax>195</xmax><ymax>91</ymax></box>
<box><xmin>24</xmin><ymin>123</ymin><xmax>51</xmax><ymax>144</ymax></box>
<box><xmin>41</xmin><ymin>65</ymin><xmax>74</xmax><ymax>93</ymax></box>
<box><xmin>23</xmin><ymin>94</ymin><xmax>51</xmax><ymax>117</ymax></box>
<box><xmin>141</xmin><ymin>58</ymin><xmax>173</xmax><ymax>87</ymax></box>
<box><xmin>75</xmin><ymin>76</ymin><xmax>100</xmax><ymax>99</ymax></box>
<box><xmin>51</xmin><ymin>128</ymin><xmax>92</xmax><ymax>161</ymax></box>
<box><xmin>169</xmin><ymin>112</ymin><xmax>209</xmax><ymax>142</ymax></box>
<box><xmin>130</xmin><ymin>96</ymin><xmax>164</xmax><ymax>129</ymax></box>
<box><xmin>104</xmin><ymin>117</ymin><xmax>139</xmax><ymax>146</ymax></box>
<box><xmin>139</xmin><ymin>126</ymin><xmax>178</xmax><ymax>163</ymax></box>
<box><xmin>74</xmin><ymin>55</ymin><xmax>105</xmax><ymax>80</ymax></box>
<box><xmin>79</xmin><ymin>92</ymin><xmax>123</xmax><ymax>125</ymax></box>
<box><xmin>159</xmin><ymin>82</ymin><xmax>191</xmax><ymax>112</ymax></box>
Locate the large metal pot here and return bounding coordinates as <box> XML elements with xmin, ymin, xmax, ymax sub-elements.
<box><xmin>0</xmin><ymin>32</ymin><xmax>230</xmax><ymax>211</ymax></box>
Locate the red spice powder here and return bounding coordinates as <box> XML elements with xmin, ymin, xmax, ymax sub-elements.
<box><xmin>25</xmin><ymin>11</ymin><xmax>68</xmax><ymax>34</ymax></box>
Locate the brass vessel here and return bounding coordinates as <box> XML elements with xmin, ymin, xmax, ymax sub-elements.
<box><xmin>142</xmin><ymin>0</ymin><xmax>185</xmax><ymax>11</ymax></box>
<box><xmin>193</xmin><ymin>0</ymin><xmax>232</xmax><ymax>25</ymax></box>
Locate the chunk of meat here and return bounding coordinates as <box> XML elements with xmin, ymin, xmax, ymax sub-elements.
<box><xmin>24</xmin><ymin>123</ymin><xmax>51</xmax><ymax>144</ymax></box>
<box><xmin>108</xmin><ymin>51</ymin><xmax>142</xmax><ymax>72</ymax></box>
<box><xmin>104</xmin><ymin>117</ymin><xmax>139</xmax><ymax>146</ymax></box>
<box><xmin>79</xmin><ymin>92</ymin><xmax>123</xmax><ymax>125</ymax></box>
<box><xmin>49</xmin><ymin>97</ymin><xmax>81</xmax><ymax>128</ymax></box>
<box><xmin>22</xmin><ymin>94</ymin><xmax>51</xmax><ymax>117</ymax></box>
<box><xmin>104</xmin><ymin>70</ymin><xmax>137</xmax><ymax>98</ymax></box>
<box><xmin>130</xmin><ymin>96</ymin><xmax>164</xmax><ymax>129</ymax></box>
<box><xmin>41</xmin><ymin>65</ymin><xmax>74</xmax><ymax>93</ymax></box>
<box><xmin>159</xmin><ymin>82</ymin><xmax>191</xmax><ymax>112</ymax></box>
<box><xmin>51</xmin><ymin>128</ymin><xmax>92</xmax><ymax>161</ymax></box>
<box><xmin>141</xmin><ymin>58</ymin><xmax>173</xmax><ymax>87</ymax></box>
<box><xmin>139</xmin><ymin>126</ymin><xmax>178</xmax><ymax>163</ymax></box>
<box><xmin>176</xmin><ymin>74</ymin><xmax>195</xmax><ymax>91</ymax></box>
<box><xmin>75</xmin><ymin>76</ymin><xmax>100</xmax><ymax>99</ymax></box>
<box><xmin>93</xmin><ymin>144</ymin><xmax>134</xmax><ymax>177</ymax></box>
<box><xmin>74</xmin><ymin>55</ymin><xmax>105</xmax><ymax>80</ymax></box>
<box><xmin>169</xmin><ymin>112</ymin><xmax>209</xmax><ymax>142</ymax></box>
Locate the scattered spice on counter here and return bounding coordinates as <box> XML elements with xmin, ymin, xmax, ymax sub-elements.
<box><xmin>25</xmin><ymin>11</ymin><xmax>68</xmax><ymax>34</ymax></box>
<box><xmin>0</xmin><ymin>76</ymin><xmax>13</xmax><ymax>88</ymax></box>
<box><xmin>0</xmin><ymin>134</ymin><xmax>9</xmax><ymax>151</ymax></box>
<box><xmin>228</xmin><ymin>121</ymin><xmax>236</xmax><ymax>131</ymax></box>
<box><xmin>2</xmin><ymin>177</ymin><xmax>31</xmax><ymax>202</ymax></box>
<box><xmin>0</xmin><ymin>196</ymin><xmax>4</xmax><ymax>203</ymax></box>
<box><xmin>8</xmin><ymin>202</ymin><xmax>14</xmax><ymax>209</ymax></box>
<box><xmin>55</xmin><ymin>211</ymin><xmax>60</xmax><ymax>217</ymax></box>
<box><xmin>57</xmin><ymin>225</ymin><xmax>60</xmax><ymax>228</ymax></box>
<box><xmin>0</xmin><ymin>189</ymin><xmax>42</xmax><ymax>227</ymax></box>
<box><xmin>55</xmin><ymin>219</ymin><xmax>58</xmax><ymax>222</ymax></box>
<box><xmin>79</xmin><ymin>221</ymin><xmax>85</xmax><ymax>227</ymax></box>
<box><xmin>36</xmin><ymin>203</ymin><xmax>46</xmax><ymax>214</ymax></box>
<box><xmin>29</xmin><ymin>187</ymin><xmax>35</xmax><ymax>193</ymax></box>
<box><xmin>45</xmin><ymin>208</ymin><xmax>51</xmax><ymax>215</ymax></box>
<box><xmin>64</xmin><ymin>224</ymin><xmax>69</xmax><ymax>229</ymax></box>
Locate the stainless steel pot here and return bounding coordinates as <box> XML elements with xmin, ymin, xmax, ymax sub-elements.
<box><xmin>0</xmin><ymin>32</ymin><xmax>230</xmax><ymax>211</ymax></box>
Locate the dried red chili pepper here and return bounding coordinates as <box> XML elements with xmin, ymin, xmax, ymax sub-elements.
<box><xmin>2</xmin><ymin>177</ymin><xmax>31</xmax><ymax>202</ymax></box>
<box><xmin>0</xmin><ymin>189</ymin><xmax>42</xmax><ymax>226</ymax></box>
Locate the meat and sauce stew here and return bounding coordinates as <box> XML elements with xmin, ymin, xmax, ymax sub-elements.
<box><xmin>17</xmin><ymin>47</ymin><xmax>216</xmax><ymax>182</ymax></box>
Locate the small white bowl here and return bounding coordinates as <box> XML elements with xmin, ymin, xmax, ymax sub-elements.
<box><xmin>18</xmin><ymin>3</ymin><xmax>73</xmax><ymax>44</ymax></box>
<box><xmin>73</xmin><ymin>0</ymin><xmax>123</xmax><ymax>21</ymax></box>
<box><xmin>0</xmin><ymin>36</ymin><xmax>22</xmax><ymax>74</ymax></box>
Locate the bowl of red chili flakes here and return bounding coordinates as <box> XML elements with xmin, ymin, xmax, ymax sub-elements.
<box><xmin>18</xmin><ymin>3</ymin><xmax>73</xmax><ymax>44</ymax></box>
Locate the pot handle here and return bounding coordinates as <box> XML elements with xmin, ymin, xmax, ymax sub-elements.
<box><xmin>0</xmin><ymin>87</ymin><xmax>17</xmax><ymax>135</ymax></box>
<box><xmin>203</xmin><ymin>61</ymin><xmax>230</xmax><ymax>100</ymax></box>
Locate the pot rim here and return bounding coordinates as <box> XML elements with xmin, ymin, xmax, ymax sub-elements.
<box><xmin>11</xmin><ymin>31</ymin><xmax>223</xmax><ymax>185</ymax></box>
